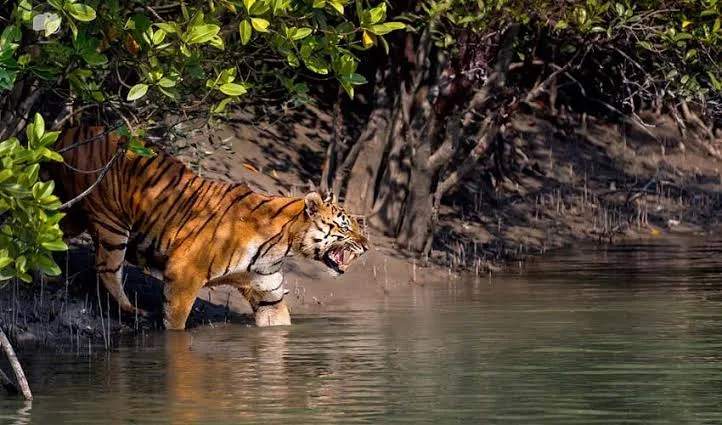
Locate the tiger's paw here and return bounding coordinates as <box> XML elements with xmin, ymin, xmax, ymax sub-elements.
<box><xmin>254</xmin><ymin>301</ymin><xmax>291</xmax><ymax>327</ymax></box>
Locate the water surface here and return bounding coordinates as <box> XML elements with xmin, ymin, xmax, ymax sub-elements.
<box><xmin>4</xmin><ymin>237</ymin><xmax>722</xmax><ymax>424</ymax></box>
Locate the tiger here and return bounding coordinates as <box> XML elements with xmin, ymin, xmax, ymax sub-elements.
<box><xmin>45</xmin><ymin>126</ymin><xmax>369</xmax><ymax>329</ymax></box>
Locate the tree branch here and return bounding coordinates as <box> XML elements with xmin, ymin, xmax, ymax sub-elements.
<box><xmin>427</xmin><ymin>23</ymin><xmax>519</xmax><ymax>171</ymax></box>
<box><xmin>436</xmin><ymin>116</ymin><xmax>496</xmax><ymax>197</ymax></box>
<box><xmin>0</xmin><ymin>329</ymin><xmax>32</xmax><ymax>400</ymax></box>
<box><xmin>58</xmin><ymin>146</ymin><xmax>125</xmax><ymax>210</ymax></box>
<box><xmin>52</xmin><ymin>103</ymin><xmax>104</xmax><ymax>130</ymax></box>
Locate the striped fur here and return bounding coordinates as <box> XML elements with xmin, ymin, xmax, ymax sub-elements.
<box><xmin>47</xmin><ymin>126</ymin><xmax>369</xmax><ymax>329</ymax></box>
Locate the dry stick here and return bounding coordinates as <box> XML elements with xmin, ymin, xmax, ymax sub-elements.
<box><xmin>96</xmin><ymin>276</ymin><xmax>108</xmax><ymax>350</ymax></box>
<box><xmin>0</xmin><ymin>330</ymin><xmax>32</xmax><ymax>400</ymax></box>
<box><xmin>58</xmin><ymin>146</ymin><xmax>125</xmax><ymax>211</ymax></box>
<box><xmin>55</xmin><ymin>124</ymin><xmax>124</xmax><ymax>153</ymax></box>
<box><xmin>51</xmin><ymin>103</ymin><xmax>104</xmax><ymax>130</ymax></box>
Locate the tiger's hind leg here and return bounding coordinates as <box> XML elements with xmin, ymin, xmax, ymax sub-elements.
<box><xmin>91</xmin><ymin>223</ymin><xmax>149</xmax><ymax>318</ymax></box>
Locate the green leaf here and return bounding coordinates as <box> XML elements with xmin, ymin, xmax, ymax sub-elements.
<box><xmin>0</xmin><ymin>169</ymin><xmax>13</xmax><ymax>183</ymax></box>
<box><xmin>155</xmin><ymin>22</ymin><xmax>178</xmax><ymax>34</ymax></box>
<box><xmin>127</xmin><ymin>83</ymin><xmax>149</xmax><ymax>101</ymax></box>
<box><xmin>212</xmin><ymin>97</ymin><xmax>234</xmax><ymax>113</ymax></box>
<box><xmin>17</xmin><ymin>0</ymin><xmax>33</xmax><ymax>22</ymax></box>
<box><xmin>369</xmin><ymin>22</ymin><xmax>406</xmax><ymax>36</ymax></box>
<box><xmin>219</xmin><ymin>82</ymin><xmax>247</xmax><ymax>96</ymax></box>
<box><xmin>26</xmin><ymin>163</ymin><xmax>40</xmax><ymax>184</ymax></box>
<box><xmin>127</xmin><ymin>138</ymin><xmax>156</xmax><ymax>157</ymax></box>
<box><xmin>341</xmin><ymin>80</ymin><xmax>354</xmax><ymax>98</ymax></box>
<box><xmin>32</xmin><ymin>181</ymin><xmax>55</xmax><ymax>200</ymax></box>
<box><xmin>638</xmin><ymin>41</ymin><xmax>653</xmax><ymax>50</ymax></box>
<box><xmin>614</xmin><ymin>2</ymin><xmax>624</xmax><ymax>17</ymax></box>
<box><xmin>41</xmin><ymin>240</ymin><xmax>68</xmax><ymax>251</ymax></box>
<box><xmin>158</xmin><ymin>77</ymin><xmax>177</xmax><ymax>88</ymax></box>
<box><xmin>0</xmin><ymin>256</ymin><xmax>12</xmax><ymax>270</ymax></box>
<box><xmin>287</xmin><ymin>53</ymin><xmax>300</xmax><ymax>67</ymax></box>
<box><xmin>313</xmin><ymin>0</ymin><xmax>325</xmax><ymax>7</ymax></box>
<box><xmin>342</xmin><ymin>73</ymin><xmax>367</xmax><ymax>85</ymax></box>
<box><xmin>329</xmin><ymin>0</ymin><xmax>344</xmax><ymax>14</ymax></box>
<box><xmin>305</xmin><ymin>56</ymin><xmax>329</xmax><ymax>75</ymax></box>
<box><xmin>243</xmin><ymin>0</ymin><xmax>256</xmax><ymax>12</ymax></box>
<box><xmin>239</xmin><ymin>20</ymin><xmax>252</xmax><ymax>44</ymax></box>
<box><xmin>209</xmin><ymin>35</ymin><xmax>224</xmax><ymax>50</ymax></box>
<box><xmin>67</xmin><ymin>18</ymin><xmax>78</xmax><ymax>39</ymax></box>
<box><xmin>44</xmin><ymin>14</ymin><xmax>62</xmax><ymax>37</ymax></box>
<box><xmin>41</xmin><ymin>148</ymin><xmax>64</xmax><ymax>162</ymax></box>
<box><xmin>251</xmin><ymin>18</ymin><xmax>270</xmax><ymax>33</ymax></box>
<box><xmin>292</xmin><ymin>27</ymin><xmax>313</xmax><ymax>40</ymax></box>
<box><xmin>367</xmin><ymin>3</ymin><xmax>386</xmax><ymax>24</ymax></box>
<box><xmin>684</xmin><ymin>49</ymin><xmax>697</xmax><ymax>60</ymax></box>
<box><xmin>82</xmin><ymin>52</ymin><xmax>108</xmax><ymax>66</ymax></box>
<box><xmin>0</xmin><ymin>268</ymin><xmax>15</xmax><ymax>281</ymax></box>
<box><xmin>35</xmin><ymin>254</ymin><xmax>61</xmax><ymax>276</ymax></box>
<box><xmin>65</xmin><ymin>3</ymin><xmax>97</xmax><ymax>22</ymax></box>
<box><xmin>185</xmin><ymin>24</ymin><xmax>221</xmax><ymax>44</ymax></box>
<box><xmin>15</xmin><ymin>255</ymin><xmax>27</xmax><ymax>273</ymax></box>
<box><xmin>39</xmin><ymin>131</ymin><xmax>60</xmax><ymax>147</ymax></box>
<box><xmin>32</xmin><ymin>113</ymin><xmax>45</xmax><ymax>143</ymax></box>
<box><xmin>152</xmin><ymin>29</ymin><xmax>167</xmax><ymax>45</ymax></box>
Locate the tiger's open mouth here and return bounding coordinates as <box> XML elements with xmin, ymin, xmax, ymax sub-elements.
<box><xmin>322</xmin><ymin>245</ymin><xmax>359</xmax><ymax>274</ymax></box>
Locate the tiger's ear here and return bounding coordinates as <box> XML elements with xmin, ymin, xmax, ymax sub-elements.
<box><xmin>304</xmin><ymin>192</ymin><xmax>323</xmax><ymax>218</ymax></box>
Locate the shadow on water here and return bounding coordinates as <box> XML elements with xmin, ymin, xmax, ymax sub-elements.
<box><xmin>5</xmin><ymin>235</ymin><xmax>722</xmax><ymax>424</ymax></box>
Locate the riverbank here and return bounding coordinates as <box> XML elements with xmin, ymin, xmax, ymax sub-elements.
<box><xmin>1</xmin><ymin>105</ymin><xmax>721</xmax><ymax>350</ymax></box>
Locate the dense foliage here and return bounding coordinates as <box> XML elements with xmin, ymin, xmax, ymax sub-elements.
<box><xmin>0</xmin><ymin>114</ymin><xmax>65</xmax><ymax>282</ymax></box>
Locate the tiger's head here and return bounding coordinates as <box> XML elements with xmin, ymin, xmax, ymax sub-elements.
<box><xmin>297</xmin><ymin>191</ymin><xmax>369</xmax><ymax>275</ymax></box>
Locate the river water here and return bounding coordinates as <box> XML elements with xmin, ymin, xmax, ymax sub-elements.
<box><xmin>4</xmin><ymin>237</ymin><xmax>722</xmax><ymax>424</ymax></box>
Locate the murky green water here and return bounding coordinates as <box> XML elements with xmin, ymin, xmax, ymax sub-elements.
<box><xmin>4</xmin><ymin>237</ymin><xmax>722</xmax><ymax>424</ymax></box>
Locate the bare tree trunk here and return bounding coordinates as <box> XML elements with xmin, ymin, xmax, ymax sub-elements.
<box><xmin>342</xmin><ymin>68</ymin><xmax>394</xmax><ymax>214</ymax></box>
<box><xmin>366</xmin><ymin>27</ymin><xmax>434</xmax><ymax>235</ymax></box>
<box><xmin>319</xmin><ymin>85</ymin><xmax>344</xmax><ymax>193</ymax></box>
<box><xmin>395</xmin><ymin>121</ymin><xmax>436</xmax><ymax>250</ymax></box>
<box><xmin>422</xmin><ymin>117</ymin><xmax>498</xmax><ymax>257</ymax></box>
<box><xmin>366</xmin><ymin>101</ymin><xmax>411</xmax><ymax>235</ymax></box>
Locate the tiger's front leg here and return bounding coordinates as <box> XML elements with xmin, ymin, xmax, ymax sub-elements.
<box><xmin>162</xmin><ymin>267</ymin><xmax>207</xmax><ymax>330</ymax></box>
<box><xmin>240</xmin><ymin>273</ymin><xmax>291</xmax><ymax>327</ymax></box>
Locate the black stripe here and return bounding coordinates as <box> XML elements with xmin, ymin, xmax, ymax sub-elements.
<box><xmin>170</xmin><ymin>180</ymin><xmax>210</xmax><ymax>240</ymax></box>
<box><xmin>249</xmin><ymin>199</ymin><xmax>271</xmax><ymax>214</ymax></box>
<box><xmin>175</xmin><ymin>184</ymin><xmax>231</xmax><ymax>247</ymax></box>
<box><xmin>258</xmin><ymin>296</ymin><xmax>284</xmax><ymax>307</ymax></box>
<box><xmin>224</xmin><ymin>246</ymin><xmax>239</xmax><ymax>275</ymax></box>
<box><xmin>143</xmin><ymin>161</ymin><xmax>175</xmax><ymax>190</ymax></box>
<box><xmin>216</xmin><ymin>188</ymin><xmax>253</xmax><ymax>224</ymax></box>
<box><xmin>254</xmin><ymin>260</ymin><xmax>283</xmax><ymax>275</ymax></box>
<box><xmin>97</xmin><ymin>265</ymin><xmax>122</xmax><ymax>274</ymax></box>
<box><xmin>99</xmin><ymin>240</ymin><xmax>127</xmax><ymax>251</ymax></box>
<box><xmin>92</xmin><ymin>219</ymin><xmax>128</xmax><ymax>237</ymax></box>
<box><xmin>207</xmin><ymin>255</ymin><xmax>216</xmax><ymax>280</ymax></box>
<box><xmin>270</xmin><ymin>199</ymin><xmax>302</xmax><ymax>219</ymax></box>
<box><xmin>246</xmin><ymin>210</ymin><xmax>304</xmax><ymax>271</ymax></box>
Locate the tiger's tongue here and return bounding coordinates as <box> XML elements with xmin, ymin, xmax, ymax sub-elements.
<box><xmin>335</xmin><ymin>249</ymin><xmax>346</xmax><ymax>265</ymax></box>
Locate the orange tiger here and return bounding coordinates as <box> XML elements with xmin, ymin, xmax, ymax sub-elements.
<box><xmin>46</xmin><ymin>126</ymin><xmax>369</xmax><ymax>329</ymax></box>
